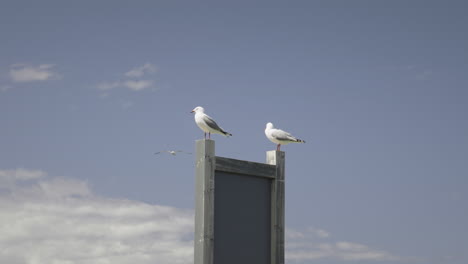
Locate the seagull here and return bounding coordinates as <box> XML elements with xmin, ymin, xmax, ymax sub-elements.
<box><xmin>154</xmin><ymin>150</ymin><xmax>192</xmax><ymax>156</ymax></box>
<box><xmin>265</xmin><ymin>122</ymin><xmax>305</xmax><ymax>151</ymax></box>
<box><xmin>191</xmin><ymin>106</ymin><xmax>232</xmax><ymax>139</ymax></box>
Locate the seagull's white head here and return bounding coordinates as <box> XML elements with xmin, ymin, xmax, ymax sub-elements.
<box><xmin>191</xmin><ymin>106</ymin><xmax>205</xmax><ymax>114</ymax></box>
<box><xmin>266</xmin><ymin>122</ymin><xmax>274</xmax><ymax>129</ymax></box>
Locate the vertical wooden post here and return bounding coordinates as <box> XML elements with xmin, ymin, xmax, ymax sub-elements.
<box><xmin>194</xmin><ymin>139</ymin><xmax>215</xmax><ymax>264</ymax></box>
<box><xmin>267</xmin><ymin>150</ymin><xmax>285</xmax><ymax>264</ymax></box>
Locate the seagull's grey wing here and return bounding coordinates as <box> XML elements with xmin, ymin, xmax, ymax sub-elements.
<box><xmin>203</xmin><ymin>114</ymin><xmax>223</xmax><ymax>132</ymax></box>
<box><xmin>271</xmin><ymin>129</ymin><xmax>297</xmax><ymax>142</ymax></box>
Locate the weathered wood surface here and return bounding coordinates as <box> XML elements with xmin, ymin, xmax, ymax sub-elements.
<box><xmin>215</xmin><ymin>156</ymin><xmax>276</xmax><ymax>178</ymax></box>
<box><xmin>267</xmin><ymin>150</ymin><xmax>285</xmax><ymax>264</ymax></box>
<box><xmin>194</xmin><ymin>139</ymin><xmax>215</xmax><ymax>264</ymax></box>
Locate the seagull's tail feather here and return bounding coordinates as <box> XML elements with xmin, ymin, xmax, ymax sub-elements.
<box><xmin>296</xmin><ymin>138</ymin><xmax>305</xmax><ymax>143</ymax></box>
<box><xmin>221</xmin><ymin>130</ymin><xmax>232</xmax><ymax>137</ymax></box>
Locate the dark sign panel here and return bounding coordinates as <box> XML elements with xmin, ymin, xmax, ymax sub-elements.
<box><xmin>213</xmin><ymin>172</ymin><xmax>271</xmax><ymax>264</ymax></box>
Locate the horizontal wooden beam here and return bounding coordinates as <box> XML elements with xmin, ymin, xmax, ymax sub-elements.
<box><xmin>215</xmin><ymin>156</ymin><xmax>276</xmax><ymax>179</ymax></box>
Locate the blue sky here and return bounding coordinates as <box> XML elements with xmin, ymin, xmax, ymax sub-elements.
<box><xmin>1</xmin><ymin>1</ymin><xmax>467</xmax><ymax>263</ymax></box>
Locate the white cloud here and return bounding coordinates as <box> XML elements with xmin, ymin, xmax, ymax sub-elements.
<box><xmin>0</xmin><ymin>168</ymin><xmax>47</xmax><ymax>181</ymax></box>
<box><xmin>0</xmin><ymin>168</ymin><xmax>193</xmax><ymax>264</ymax></box>
<box><xmin>307</xmin><ymin>227</ymin><xmax>330</xmax><ymax>238</ymax></box>
<box><xmin>95</xmin><ymin>63</ymin><xmax>157</xmax><ymax>93</ymax></box>
<box><xmin>96</xmin><ymin>81</ymin><xmax>122</xmax><ymax>91</ymax></box>
<box><xmin>95</xmin><ymin>80</ymin><xmax>154</xmax><ymax>92</ymax></box>
<box><xmin>1</xmin><ymin>168</ymin><xmax>401</xmax><ymax>264</ymax></box>
<box><xmin>286</xmin><ymin>227</ymin><xmax>330</xmax><ymax>240</ymax></box>
<box><xmin>286</xmin><ymin>228</ymin><xmax>306</xmax><ymax>239</ymax></box>
<box><xmin>123</xmin><ymin>80</ymin><xmax>153</xmax><ymax>91</ymax></box>
<box><xmin>9</xmin><ymin>64</ymin><xmax>61</xmax><ymax>83</ymax></box>
<box><xmin>0</xmin><ymin>168</ymin><xmax>47</xmax><ymax>189</ymax></box>
<box><xmin>286</xmin><ymin>227</ymin><xmax>400</xmax><ymax>262</ymax></box>
<box><xmin>124</xmin><ymin>63</ymin><xmax>157</xmax><ymax>78</ymax></box>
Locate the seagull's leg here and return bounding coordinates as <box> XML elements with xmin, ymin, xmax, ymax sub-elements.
<box><xmin>277</xmin><ymin>144</ymin><xmax>281</xmax><ymax>151</ymax></box>
<box><xmin>204</xmin><ymin>132</ymin><xmax>206</xmax><ymax>139</ymax></box>
<box><xmin>208</xmin><ymin>132</ymin><xmax>211</xmax><ymax>139</ymax></box>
